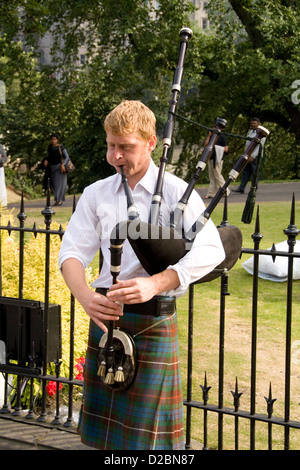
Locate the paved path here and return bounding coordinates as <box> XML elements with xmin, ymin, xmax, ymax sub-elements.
<box><xmin>197</xmin><ymin>181</ymin><xmax>300</xmax><ymax>204</ymax></box>
<box><xmin>0</xmin><ymin>415</ymin><xmax>94</xmax><ymax>450</ymax></box>
<box><xmin>6</xmin><ymin>182</ymin><xmax>300</xmax><ymax>212</ymax></box>
<box><xmin>0</xmin><ymin>414</ymin><xmax>202</xmax><ymax>451</ymax></box>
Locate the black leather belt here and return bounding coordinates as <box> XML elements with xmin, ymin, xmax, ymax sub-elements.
<box><xmin>96</xmin><ymin>288</ymin><xmax>176</xmax><ymax>317</ymax></box>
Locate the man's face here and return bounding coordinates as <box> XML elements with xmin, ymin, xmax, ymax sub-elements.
<box><xmin>106</xmin><ymin>132</ymin><xmax>156</xmax><ymax>186</ymax></box>
<box><xmin>250</xmin><ymin>120</ymin><xmax>259</xmax><ymax>129</ymax></box>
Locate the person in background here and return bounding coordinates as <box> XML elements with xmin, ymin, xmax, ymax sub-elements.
<box><xmin>204</xmin><ymin>123</ymin><xmax>230</xmax><ymax>199</ymax></box>
<box><xmin>59</xmin><ymin>100</ymin><xmax>225</xmax><ymax>450</ymax></box>
<box><xmin>0</xmin><ymin>143</ymin><xmax>7</xmax><ymax>206</ymax></box>
<box><xmin>44</xmin><ymin>133</ymin><xmax>69</xmax><ymax>206</ymax></box>
<box><xmin>232</xmin><ymin>117</ymin><xmax>266</xmax><ymax>194</ymax></box>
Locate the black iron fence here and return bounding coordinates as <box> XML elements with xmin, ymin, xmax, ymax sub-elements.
<box><xmin>0</xmin><ymin>191</ymin><xmax>299</xmax><ymax>450</ymax></box>
<box><xmin>184</xmin><ymin>195</ymin><xmax>300</xmax><ymax>450</ymax></box>
<box><xmin>0</xmin><ymin>192</ymin><xmax>81</xmax><ymax>428</ymax></box>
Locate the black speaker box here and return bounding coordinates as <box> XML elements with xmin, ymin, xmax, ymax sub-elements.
<box><xmin>0</xmin><ymin>296</ymin><xmax>61</xmax><ymax>367</ymax></box>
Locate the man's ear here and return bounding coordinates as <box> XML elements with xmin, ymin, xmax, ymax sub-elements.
<box><xmin>148</xmin><ymin>135</ymin><xmax>157</xmax><ymax>152</ymax></box>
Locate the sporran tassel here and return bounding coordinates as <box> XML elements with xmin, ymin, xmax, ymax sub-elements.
<box><xmin>114</xmin><ymin>365</ymin><xmax>125</xmax><ymax>383</ymax></box>
<box><xmin>97</xmin><ymin>361</ymin><xmax>106</xmax><ymax>377</ymax></box>
<box><xmin>104</xmin><ymin>367</ymin><xmax>115</xmax><ymax>385</ymax></box>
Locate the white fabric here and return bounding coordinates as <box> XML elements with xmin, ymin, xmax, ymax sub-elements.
<box><xmin>245</xmin><ymin>129</ymin><xmax>266</xmax><ymax>159</ymax></box>
<box><xmin>206</xmin><ymin>160</ymin><xmax>230</xmax><ymax>198</ymax></box>
<box><xmin>0</xmin><ymin>167</ymin><xmax>7</xmax><ymax>206</ymax></box>
<box><xmin>242</xmin><ymin>240</ymin><xmax>300</xmax><ymax>282</ymax></box>
<box><xmin>59</xmin><ymin>159</ymin><xmax>225</xmax><ymax>298</ymax></box>
<box><xmin>214</xmin><ymin>145</ymin><xmax>225</xmax><ymax>164</ymax></box>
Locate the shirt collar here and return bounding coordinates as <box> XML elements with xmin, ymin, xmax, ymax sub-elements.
<box><xmin>114</xmin><ymin>159</ymin><xmax>158</xmax><ymax>195</ymax></box>
<box><xmin>136</xmin><ymin>159</ymin><xmax>157</xmax><ymax>195</ymax></box>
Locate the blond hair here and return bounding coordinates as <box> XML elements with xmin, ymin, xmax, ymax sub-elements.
<box><xmin>104</xmin><ymin>100</ymin><xmax>156</xmax><ymax>141</ymax></box>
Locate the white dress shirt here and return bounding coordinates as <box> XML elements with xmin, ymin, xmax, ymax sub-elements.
<box><xmin>245</xmin><ymin>129</ymin><xmax>266</xmax><ymax>159</ymax></box>
<box><xmin>59</xmin><ymin>160</ymin><xmax>225</xmax><ymax>298</ymax></box>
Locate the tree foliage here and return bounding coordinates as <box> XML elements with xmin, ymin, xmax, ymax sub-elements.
<box><xmin>175</xmin><ymin>0</ymin><xmax>300</xmax><ymax>180</ymax></box>
<box><xmin>0</xmin><ymin>0</ymin><xmax>196</xmax><ymax>192</ymax></box>
<box><xmin>0</xmin><ymin>0</ymin><xmax>299</xmax><ymax>195</ymax></box>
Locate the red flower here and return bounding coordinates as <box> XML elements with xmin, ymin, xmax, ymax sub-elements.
<box><xmin>75</xmin><ymin>357</ymin><xmax>85</xmax><ymax>380</ymax></box>
<box><xmin>75</xmin><ymin>372</ymin><xmax>84</xmax><ymax>381</ymax></box>
<box><xmin>75</xmin><ymin>357</ymin><xmax>85</xmax><ymax>381</ymax></box>
<box><xmin>47</xmin><ymin>381</ymin><xmax>62</xmax><ymax>397</ymax></box>
<box><xmin>75</xmin><ymin>357</ymin><xmax>85</xmax><ymax>370</ymax></box>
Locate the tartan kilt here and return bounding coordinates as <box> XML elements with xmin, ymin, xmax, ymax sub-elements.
<box><xmin>78</xmin><ymin>311</ymin><xmax>185</xmax><ymax>450</ymax></box>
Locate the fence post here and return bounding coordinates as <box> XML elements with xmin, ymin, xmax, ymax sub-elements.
<box><xmin>11</xmin><ymin>194</ymin><xmax>27</xmax><ymax>417</ymax></box>
<box><xmin>38</xmin><ymin>188</ymin><xmax>55</xmax><ymax>423</ymax></box>
<box><xmin>185</xmin><ymin>283</ymin><xmax>194</xmax><ymax>449</ymax></box>
<box><xmin>249</xmin><ymin>206</ymin><xmax>263</xmax><ymax>450</ymax></box>
<box><xmin>283</xmin><ymin>194</ymin><xmax>299</xmax><ymax>450</ymax></box>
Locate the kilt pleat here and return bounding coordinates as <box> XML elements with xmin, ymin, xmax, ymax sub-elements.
<box><xmin>78</xmin><ymin>311</ymin><xmax>185</xmax><ymax>450</ymax></box>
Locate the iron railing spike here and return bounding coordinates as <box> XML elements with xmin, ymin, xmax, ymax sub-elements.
<box><xmin>20</xmin><ymin>192</ymin><xmax>24</xmax><ymax>211</ymax></box>
<box><xmin>264</xmin><ymin>382</ymin><xmax>277</xmax><ymax>418</ymax></box>
<box><xmin>46</xmin><ymin>178</ymin><xmax>51</xmax><ymax>207</ymax></box>
<box><xmin>200</xmin><ymin>372</ymin><xmax>211</xmax><ymax>404</ymax></box>
<box><xmin>255</xmin><ymin>205</ymin><xmax>260</xmax><ymax>233</ymax></box>
<box><xmin>231</xmin><ymin>377</ymin><xmax>243</xmax><ymax>411</ymax></box>
<box><xmin>284</xmin><ymin>193</ymin><xmax>299</xmax><ymax>241</ymax></box>
<box><xmin>7</xmin><ymin>220</ymin><xmax>12</xmax><ymax>235</ymax></box>
<box><xmin>270</xmin><ymin>242</ymin><xmax>277</xmax><ymax>262</ymax></box>
<box><xmin>290</xmin><ymin>193</ymin><xmax>295</xmax><ymax>226</ymax></box>
<box><xmin>17</xmin><ymin>192</ymin><xmax>27</xmax><ymax>224</ymax></box>
<box><xmin>58</xmin><ymin>224</ymin><xmax>64</xmax><ymax>240</ymax></box>
<box><xmin>252</xmin><ymin>205</ymin><xmax>263</xmax><ymax>246</ymax></box>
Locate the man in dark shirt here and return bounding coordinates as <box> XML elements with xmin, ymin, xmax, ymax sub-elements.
<box><xmin>232</xmin><ymin>117</ymin><xmax>266</xmax><ymax>194</ymax></box>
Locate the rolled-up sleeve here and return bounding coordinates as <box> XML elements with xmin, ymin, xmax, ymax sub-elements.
<box><xmin>166</xmin><ymin>219</ymin><xmax>225</xmax><ymax>297</ymax></box>
<box><xmin>59</xmin><ymin>187</ymin><xmax>101</xmax><ymax>270</ymax></box>
<box><xmin>164</xmin><ymin>189</ymin><xmax>225</xmax><ymax>297</ymax></box>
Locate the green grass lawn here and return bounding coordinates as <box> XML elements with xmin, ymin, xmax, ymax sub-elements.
<box><xmin>5</xmin><ymin>195</ymin><xmax>300</xmax><ymax>449</ymax></box>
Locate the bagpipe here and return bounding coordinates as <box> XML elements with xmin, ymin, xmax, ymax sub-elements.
<box><xmin>97</xmin><ymin>27</ymin><xmax>270</xmax><ymax>391</ymax></box>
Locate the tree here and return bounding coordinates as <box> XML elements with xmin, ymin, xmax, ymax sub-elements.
<box><xmin>0</xmin><ymin>0</ymin><xmax>196</xmax><ymax>193</ymax></box>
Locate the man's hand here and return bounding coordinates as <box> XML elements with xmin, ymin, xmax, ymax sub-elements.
<box><xmin>107</xmin><ymin>269</ymin><xmax>180</xmax><ymax>305</ymax></box>
<box><xmin>61</xmin><ymin>258</ymin><xmax>123</xmax><ymax>332</ymax></box>
<box><xmin>79</xmin><ymin>289</ymin><xmax>123</xmax><ymax>333</ymax></box>
<box><xmin>61</xmin><ymin>259</ymin><xmax>179</xmax><ymax>331</ymax></box>
<box><xmin>61</xmin><ymin>163</ymin><xmax>67</xmax><ymax>173</ymax></box>
<box><xmin>107</xmin><ymin>277</ymin><xmax>158</xmax><ymax>304</ymax></box>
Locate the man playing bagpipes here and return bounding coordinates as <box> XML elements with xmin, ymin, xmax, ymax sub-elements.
<box><xmin>59</xmin><ymin>100</ymin><xmax>225</xmax><ymax>450</ymax></box>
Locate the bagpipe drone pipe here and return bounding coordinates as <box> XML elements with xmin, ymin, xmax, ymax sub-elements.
<box><xmin>117</xmin><ymin>124</ymin><xmax>269</xmax><ymax>281</ymax></box>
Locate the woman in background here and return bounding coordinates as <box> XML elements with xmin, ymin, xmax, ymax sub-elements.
<box><xmin>44</xmin><ymin>133</ymin><xmax>69</xmax><ymax>206</ymax></box>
